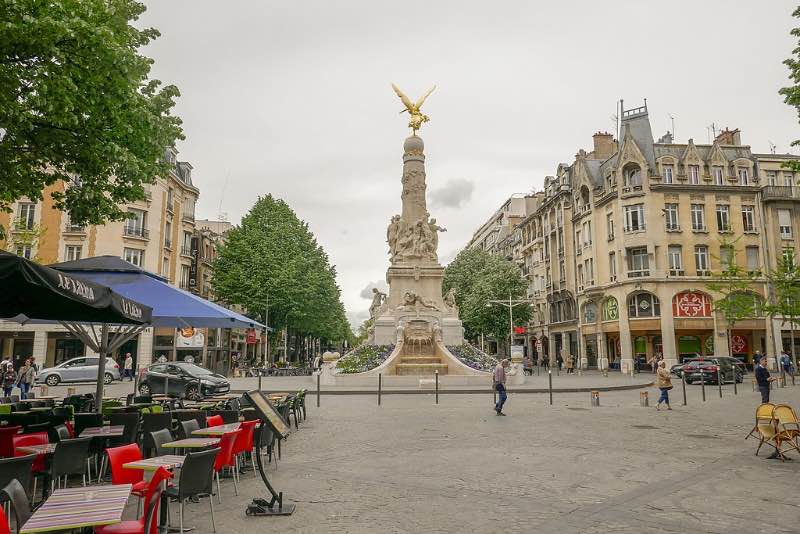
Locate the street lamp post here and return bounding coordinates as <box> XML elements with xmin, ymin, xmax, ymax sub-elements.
<box><xmin>487</xmin><ymin>293</ymin><xmax>532</xmax><ymax>358</ymax></box>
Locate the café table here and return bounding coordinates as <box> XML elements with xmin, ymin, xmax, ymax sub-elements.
<box><xmin>191</xmin><ymin>423</ymin><xmax>241</xmax><ymax>437</ymax></box>
<box><xmin>16</xmin><ymin>443</ymin><xmax>57</xmax><ymax>455</ymax></box>
<box><xmin>80</xmin><ymin>425</ymin><xmax>125</xmax><ymax>437</ymax></box>
<box><xmin>20</xmin><ymin>484</ymin><xmax>132</xmax><ymax>533</ymax></box>
<box><xmin>124</xmin><ymin>454</ymin><xmax>186</xmax><ymax>472</ymax></box>
<box><xmin>162</xmin><ymin>437</ymin><xmax>220</xmax><ymax>450</ymax></box>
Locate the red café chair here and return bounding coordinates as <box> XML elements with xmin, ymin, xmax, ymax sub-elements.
<box><xmin>232</xmin><ymin>421</ymin><xmax>258</xmax><ymax>477</ymax></box>
<box><xmin>205</xmin><ymin>415</ymin><xmax>224</xmax><ymax>428</ymax></box>
<box><xmin>212</xmin><ymin>429</ymin><xmax>240</xmax><ymax>503</ymax></box>
<box><xmin>0</xmin><ymin>504</ymin><xmax>11</xmax><ymax>534</ymax></box>
<box><xmin>0</xmin><ymin>426</ymin><xmax>21</xmax><ymax>458</ymax></box>
<box><xmin>106</xmin><ymin>444</ymin><xmax>148</xmax><ymax>515</ymax></box>
<box><xmin>95</xmin><ymin>466</ymin><xmax>173</xmax><ymax>534</ymax></box>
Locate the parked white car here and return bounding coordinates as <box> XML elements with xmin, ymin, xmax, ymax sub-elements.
<box><xmin>36</xmin><ymin>357</ymin><xmax>121</xmax><ymax>386</ymax></box>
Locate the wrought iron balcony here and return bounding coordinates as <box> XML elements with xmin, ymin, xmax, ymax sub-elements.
<box><xmin>123</xmin><ymin>226</ymin><xmax>149</xmax><ymax>239</ymax></box>
<box><xmin>762</xmin><ymin>185</ymin><xmax>800</xmax><ymax>201</ymax></box>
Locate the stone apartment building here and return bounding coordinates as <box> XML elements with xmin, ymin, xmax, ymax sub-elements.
<box><xmin>472</xmin><ymin>101</ymin><xmax>800</xmax><ymax>372</ymax></box>
<box><xmin>0</xmin><ymin>148</ymin><xmax>241</xmax><ymax>374</ymax></box>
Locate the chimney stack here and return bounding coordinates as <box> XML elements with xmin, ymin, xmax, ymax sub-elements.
<box><xmin>592</xmin><ymin>131</ymin><xmax>616</xmax><ymax>160</ymax></box>
<box><xmin>714</xmin><ymin>128</ymin><xmax>741</xmax><ymax>145</ymax></box>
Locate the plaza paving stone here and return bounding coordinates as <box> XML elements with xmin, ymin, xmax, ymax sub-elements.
<box><xmin>168</xmin><ymin>380</ymin><xmax>798</xmax><ymax>533</ymax></box>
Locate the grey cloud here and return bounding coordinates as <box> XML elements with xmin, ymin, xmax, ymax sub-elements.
<box><xmin>347</xmin><ymin>309</ymin><xmax>370</xmax><ymax>330</ymax></box>
<box><xmin>429</xmin><ymin>179</ymin><xmax>475</xmax><ymax>209</ymax></box>
<box><xmin>359</xmin><ymin>280</ymin><xmax>388</xmax><ymax>300</ymax></box>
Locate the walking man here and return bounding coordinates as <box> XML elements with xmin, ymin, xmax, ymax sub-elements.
<box><xmin>780</xmin><ymin>350</ymin><xmax>794</xmax><ymax>379</ymax></box>
<box><xmin>656</xmin><ymin>360</ymin><xmax>673</xmax><ymax>410</ymax></box>
<box><xmin>17</xmin><ymin>358</ymin><xmax>34</xmax><ymax>400</ymax></box>
<box><xmin>755</xmin><ymin>356</ymin><xmax>777</xmax><ymax>403</ymax></box>
<box><xmin>1</xmin><ymin>356</ymin><xmax>14</xmax><ymax>397</ymax></box>
<box><xmin>493</xmin><ymin>359</ymin><xmax>510</xmax><ymax>416</ymax></box>
<box><xmin>123</xmin><ymin>352</ymin><xmax>133</xmax><ymax>381</ymax></box>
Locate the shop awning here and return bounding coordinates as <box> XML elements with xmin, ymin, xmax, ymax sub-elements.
<box><xmin>49</xmin><ymin>256</ymin><xmax>266</xmax><ymax>330</ymax></box>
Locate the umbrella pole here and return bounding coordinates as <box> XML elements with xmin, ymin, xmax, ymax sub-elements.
<box><xmin>95</xmin><ymin>324</ymin><xmax>109</xmax><ymax>414</ymax></box>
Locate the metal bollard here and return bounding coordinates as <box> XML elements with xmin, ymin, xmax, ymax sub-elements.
<box><xmin>752</xmin><ymin>378</ymin><xmax>756</xmax><ymax>392</ymax></box>
<box><xmin>258</xmin><ymin>372</ymin><xmax>262</xmax><ymax>392</ymax></box>
<box><xmin>548</xmin><ymin>370</ymin><xmax>553</xmax><ymax>405</ymax></box>
<box><xmin>781</xmin><ymin>371</ymin><xmax>786</xmax><ymax>388</ymax></box>
<box><xmin>435</xmin><ymin>370</ymin><xmax>439</xmax><ymax>405</ymax></box>
<box><xmin>681</xmin><ymin>373</ymin><xmax>687</xmax><ymax>406</ymax></box>
<box><xmin>316</xmin><ymin>372</ymin><xmax>320</xmax><ymax>408</ymax></box>
<box><xmin>378</xmin><ymin>373</ymin><xmax>382</xmax><ymax>406</ymax></box>
<box><xmin>717</xmin><ymin>369</ymin><xmax>723</xmax><ymax>398</ymax></box>
<box><xmin>701</xmin><ymin>369</ymin><xmax>706</xmax><ymax>402</ymax></box>
<box><xmin>590</xmin><ymin>390</ymin><xmax>600</xmax><ymax>407</ymax></box>
<box><xmin>640</xmin><ymin>391</ymin><xmax>649</xmax><ymax>407</ymax></box>
<box><xmin>733</xmin><ymin>369</ymin><xmax>738</xmax><ymax>395</ymax></box>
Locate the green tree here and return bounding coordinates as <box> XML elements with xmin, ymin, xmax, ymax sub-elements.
<box><xmin>706</xmin><ymin>240</ymin><xmax>761</xmax><ymax>365</ymax></box>
<box><xmin>0</xmin><ymin>0</ymin><xmax>183</xmax><ymax>238</ymax></box>
<box><xmin>212</xmin><ymin>195</ymin><xmax>349</xmax><ymax>361</ymax></box>
<box><xmin>780</xmin><ymin>5</ymin><xmax>800</xmax><ymax>173</ymax></box>
<box><xmin>443</xmin><ymin>248</ymin><xmax>530</xmax><ymax>356</ymax></box>
<box><xmin>765</xmin><ymin>252</ymin><xmax>800</xmax><ymax>368</ymax></box>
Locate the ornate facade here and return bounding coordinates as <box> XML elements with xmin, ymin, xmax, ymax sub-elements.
<box><xmin>475</xmin><ymin>101</ymin><xmax>800</xmax><ymax>371</ymax></box>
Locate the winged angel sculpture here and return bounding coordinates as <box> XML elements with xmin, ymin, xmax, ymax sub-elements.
<box><xmin>391</xmin><ymin>83</ymin><xmax>436</xmax><ymax>134</ymax></box>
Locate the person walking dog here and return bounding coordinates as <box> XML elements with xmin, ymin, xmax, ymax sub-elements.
<box><xmin>493</xmin><ymin>359</ymin><xmax>510</xmax><ymax>416</ymax></box>
<box><xmin>656</xmin><ymin>360</ymin><xmax>673</xmax><ymax>410</ymax></box>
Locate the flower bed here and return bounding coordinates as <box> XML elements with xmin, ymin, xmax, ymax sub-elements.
<box><xmin>336</xmin><ymin>344</ymin><xmax>395</xmax><ymax>374</ymax></box>
<box><xmin>447</xmin><ymin>344</ymin><xmax>497</xmax><ymax>371</ymax></box>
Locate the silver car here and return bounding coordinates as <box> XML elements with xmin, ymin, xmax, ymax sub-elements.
<box><xmin>37</xmin><ymin>357</ymin><xmax>121</xmax><ymax>386</ymax></box>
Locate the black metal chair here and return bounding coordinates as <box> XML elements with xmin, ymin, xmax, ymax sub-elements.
<box><xmin>165</xmin><ymin>448</ymin><xmax>220</xmax><ymax>533</ymax></box>
<box><xmin>47</xmin><ymin>424</ymin><xmax>71</xmax><ymax>443</ymax></box>
<box><xmin>0</xmin><ymin>454</ymin><xmax>34</xmax><ymax>501</ymax></box>
<box><xmin>142</xmin><ymin>413</ymin><xmax>172</xmax><ymax>457</ymax></box>
<box><xmin>73</xmin><ymin>412</ymin><xmax>103</xmax><ymax>437</ymax></box>
<box><xmin>149</xmin><ymin>429</ymin><xmax>173</xmax><ymax>458</ymax></box>
<box><xmin>133</xmin><ymin>395</ymin><xmax>152</xmax><ymax>405</ymax></box>
<box><xmin>50</xmin><ymin>437</ymin><xmax>92</xmax><ymax>490</ymax></box>
<box><xmin>109</xmin><ymin>412</ymin><xmax>140</xmax><ymax>446</ymax></box>
<box><xmin>177</xmin><ymin>420</ymin><xmax>200</xmax><ymax>440</ymax></box>
<box><xmin>0</xmin><ymin>479</ymin><xmax>32</xmax><ymax>531</ymax></box>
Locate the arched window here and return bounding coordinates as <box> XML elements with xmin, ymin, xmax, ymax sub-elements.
<box><xmin>580</xmin><ymin>185</ymin><xmax>590</xmax><ymax>206</ymax></box>
<box><xmin>602</xmin><ymin>297</ymin><xmax>619</xmax><ymax>321</ymax></box>
<box><xmin>623</xmin><ymin>164</ymin><xmax>642</xmax><ymax>187</ymax></box>
<box><xmin>583</xmin><ymin>302</ymin><xmax>597</xmax><ymax>323</ymax></box>
<box><xmin>673</xmin><ymin>291</ymin><xmax>713</xmax><ymax>318</ymax></box>
<box><xmin>628</xmin><ymin>292</ymin><xmax>660</xmax><ymax>318</ymax></box>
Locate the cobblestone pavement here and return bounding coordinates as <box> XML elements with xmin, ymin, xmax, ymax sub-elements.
<box><xmin>158</xmin><ymin>380</ymin><xmax>799</xmax><ymax>534</ymax></box>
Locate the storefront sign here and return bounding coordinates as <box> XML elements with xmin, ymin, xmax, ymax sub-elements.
<box><xmin>513</xmin><ymin>326</ymin><xmax>526</xmax><ymax>335</ymax></box>
<box><xmin>731</xmin><ymin>335</ymin><xmax>748</xmax><ymax>354</ymax></box>
<box><xmin>704</xmin><ymin>336</ymin><xmax>714</xmax><ymax>354</ymax></box>
<box><xmin>189</xmin><ymin>237</ymin><xmax>199</xmax><ymax>288</ymax></box>
<box><xmin>246</xmin><ymin>328</ymin><xmax>258</xmax><ymax>345</ymax></box>
<box><xmin>673</xmin><ymin>291</ymin><xmax>712</xmax><ymax>318</ymax></box>
<box><xmin>176</xmin><ymin>327</ymin><xmax>205</xmax><ymax>348</ymax></box>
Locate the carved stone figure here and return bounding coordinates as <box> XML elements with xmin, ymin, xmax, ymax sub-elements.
<box><xmin>399</xmin><ymin>289</ymin><xmax>439</xmax><ymax>314</ymax></box>
<box><xmin>387</xmin><ymin>215</ymin><xmax>401</xmax><ymax>257</ymax></box>
<box><xmin>369</xmin><ymin>287</ymin><xmax>386</xmax><ymax>318</ymax></box>
<box><xmin>432</xmin><ymin>320</ymin><xmax>442</xmax><ymax>343</ymax></box>
<box><xmin>427</xmin><ymin>217</ymin><xmax>446</xmax><ymax>252</ymax></box>
<box><xmin>444</xmin><ymin>288</ymin><xmax>458</xmax><ymax>313</ymax></box>
<box><xmin>396</xmin><ymin>320</ymin><xmax>405</xmax><ymax>343</ymax></box>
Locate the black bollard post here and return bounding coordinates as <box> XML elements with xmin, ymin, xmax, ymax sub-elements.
<box><xmin>378</xmin><ymin>373</ymin><xmax>382</xmax><ymax>406</ymax></box>
<box><xmin>258</xmin><ymin>371</ymin><xmax>262</xmax><ymax>392</ymax></box>
<box><xmin>717</xmin><ymin>368</ymin><xmax>723</xmax><ymax>398</ymax></box>
<box><xmin>733</xmin><ymin>367</ymin><xmax>738</xmax><ymax>395</ymax></box>
<box><xmin>548</xmin><ymin>370</ymin><xmax>553</xmax><ymax>406</ymax></box>
<box><xmin>435</xmin><ymin>370</ymin><xmax>439</xmax><ymax>405</ymax></box>
<box><xmin>681</xmin><ymin>372</ymin><xmax>687</xmax><ymax>406</ymax></box>
<box><xmin>316</xmin><ymin>372</ymin><xmax>320</xmax><ymax>408</ymax></box>
<box><xmin>701</xmin><ymin>368</ymin><xmax>706</xmax><ymax>402</ymax></box>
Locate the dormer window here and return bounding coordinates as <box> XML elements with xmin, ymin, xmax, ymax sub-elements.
<box><xmin>713</xmin><ymin>166</ymin><xmax>724</xmax><ymax>185</ymax></box>
<box><xmin>623</xmin><ymin>164</ymin><xmax>642</xmax><ymax>187</ymax></box>
<box><xmin>663</xmin><ymin>164</ymin><xmax>674</xmax><ymax>184</ymax></box>
<box><xmin>738</xmin><ymin>168</ymin><xmax>749</xmax><ymax>186</ymax></box>
<box><xmin>688</xmin><ymin>165</ymin><xmax>700</xmax><ymax>185</ymax></box>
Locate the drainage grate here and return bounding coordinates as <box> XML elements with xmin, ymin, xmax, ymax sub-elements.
<box><xmin>685</xmin><ymin>434</ymin><xmax>720</xmax><ymax>439</ymax></box>
<box><xmin>631</xmin><ymin>425</ymin><xmax>659</xmax><ymax>429</ymax></box>
<box><xmin>567</xmin><ymin>407</ymin><xmax>590</xmax><ymax>411</ymax></box>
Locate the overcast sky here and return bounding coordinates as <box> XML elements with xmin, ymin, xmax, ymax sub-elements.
<box><xmin>139</xmin><ymin>1</ymin><xmax>799</xmax><ymax>327</ymax></box>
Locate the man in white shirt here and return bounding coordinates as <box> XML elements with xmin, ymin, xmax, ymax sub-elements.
<box><xmin>123</xmin><ymin>353</ymin><xmax>133</xmax><ymax>381</ymax></box>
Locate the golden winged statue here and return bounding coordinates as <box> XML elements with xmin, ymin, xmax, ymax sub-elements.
<box><xmin>391</xmin><ymin>83</ymin><xmax>436</xmax><ymax>134</ymax></box>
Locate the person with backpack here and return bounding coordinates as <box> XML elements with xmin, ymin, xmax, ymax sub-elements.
<box><xmin>780</xmin><ymin>350</ymin><xmax>794</xmax><ymax>379</ymax></box>
<box><xmin>1</xmin><ymin>356</ymin><xmax>15</xmax><ymax>398</ymax></box>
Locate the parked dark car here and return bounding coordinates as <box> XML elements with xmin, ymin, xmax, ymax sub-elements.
<box><xmin>682</xmin><ymin>358</ymin><xmax>744</xmax><ymax>385</ymax></box>
<box><xmin>137</xmin><ymin>362</ymin><xmax>230</xmax><ymax>399</ymax></box>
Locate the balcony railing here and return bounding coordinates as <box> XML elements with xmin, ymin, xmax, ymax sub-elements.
<box><xmin>123</xmin><ymin>226</ymin><xmax>149</xmax><ymax>239</ymax></box>
<box><xmin>627</xmin><ymin>269</ymin><xmax>650</xmax><ymax>278</ymax></box>
<box><xmin>164</xmin><ymin>238</ymin><xmax>172</xmax><ymax>250</ymax></box>
<box><xmin>166</xmin><ymin>199</ymin><xmax>175</xmax><ymax>213</ymax></box>
<box><xmin>181</xmin><ymin>245</ymin><xmax>193</xmax><ymax>256</ymax></box>
<box><xmin>64</xmin><ymin>224</ymin><xmax>86</xmax><ymax>234</ymax></box>
<box><xmin>762</xmin><ymin>185</ymin><xmax>800</xmax><ymax>201</ymax></box>
<box><xmin>182</xmin><ymin>213</ymin><xmax>195</xmax><ymax>223</ymax></box>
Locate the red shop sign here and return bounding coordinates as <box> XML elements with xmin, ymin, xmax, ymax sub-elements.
<box><xmin>730</xmin><ymin>335</ymin><xmax>747</xmax><ymax>354</ymax></box>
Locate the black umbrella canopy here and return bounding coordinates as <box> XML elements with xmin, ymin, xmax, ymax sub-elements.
<box><xmin>0</xmin><ymin>251</ymin><xmax>151</xmax><ymax>324</ymax></box>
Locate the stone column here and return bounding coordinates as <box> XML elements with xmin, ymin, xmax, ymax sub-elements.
<box><xmin>596</xmin><ymin>331</ymin><xmax>608</xmax><ymax>371</ymax></box>
<box><xmin>137</xmin><ymin>328</ymin><xmax>153</xmax><ymax>368</ymax></box>
<box><xmin>578</xmin><ymin>331</ymin><xmax>588</xmax><ymax>369</ymax></box>
<box><xmin>659</xmin><ymin>292</ymin><xmax>678</xmax><ymax>369</ymax></box>
<box><xmin>33</xmin><ymin>330</ymin><xmax>47</xmax><ymax>364</ymax></box>
<box><xmin>618</xmin><ymin>295</ymin><xmax>634</xmax><ymax>374</ymax></box>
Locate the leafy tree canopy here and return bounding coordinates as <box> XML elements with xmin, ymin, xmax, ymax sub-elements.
<box><xmin>212</xmin><ymin>195</ymin><xmax>350</xmax><ymax>344</ymax></box>
<box><xmin>0</xmin><ymin>0</ymin><xmax>183</xmax><ymax>237</ymax></box>
<box><xmin>443</xmin><ymin>248</ymin><xmax>530</xmax><ymax>345</ymax></box>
